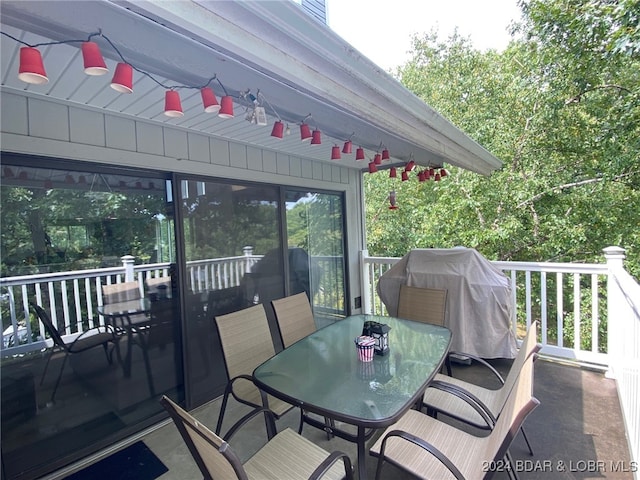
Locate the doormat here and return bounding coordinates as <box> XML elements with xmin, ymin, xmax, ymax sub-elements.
<box><xmin>66</xmin><ymin>441</ymin><xmax>168</xmax><ymax>480</ymax></box>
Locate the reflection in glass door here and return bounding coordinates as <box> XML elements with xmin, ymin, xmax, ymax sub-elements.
<box><xmin>179</xmin><ymin>179</ymin><xmax>284</xmax><ymax>406</ymax></box>
<box><xmin>285</xmin><ymin>190</ymin><xmax>346</xmax><ymax>326</ymax></box>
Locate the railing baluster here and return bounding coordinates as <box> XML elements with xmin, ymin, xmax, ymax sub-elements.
<box><xmin>85</xmin><ymin>277</ymin><xmax>94</xmax><ymax>328</ymax></box>
<box><xmin>525</xmin><ymin>270</ymin><xmax>532</xmax><ymax>328</ymax></box>
<box><xmin>591</xmin><ymin>273</ymin><xmax>599</xmax><ymax>353</ymax></box>
<box><xmin>574</xmin><ymin>273</ymin><xmax>581</xmax><ymax>351</ymax></box>
<box><xmin>557</xmin><ymin>272</ymin><xmax>564</xmax><ymax>348</ymax></box>
<box><xmin>73</xmin><ymin>278</ymin><xmax>82</xmax><ymax>332</ymax></box>
<box><xmin>541</xmin><ymin>271</ymin><xmax>548</xmax><ymax>345</ymax></box>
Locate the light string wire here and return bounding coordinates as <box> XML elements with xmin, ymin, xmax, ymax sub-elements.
<box><xmin>1</xmin><ymin>29</ymin><xmax>225</xmax><ymax>93</ymax></box>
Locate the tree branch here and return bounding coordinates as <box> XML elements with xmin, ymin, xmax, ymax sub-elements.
<box><xmin>565</xmin><ymin>84</ymin><xmax>632</xmax><ymax>104</ymax></box>
<box><xmin>517</xmin><ymin>171</ymin><xmax>638</xmax><ymax>208</ymax></box>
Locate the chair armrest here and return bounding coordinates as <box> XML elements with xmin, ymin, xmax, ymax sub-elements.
<box><xmin>228</xmin><ymin>374</ymin><xmax>262</xmax><ymax>407</ymax></box>
<box><xmin>222</xmin><ymin>407</ymin><xmax>277</xmax><ymax>443</ymax></box>
<box><xmin>308</xmin><ymin>451</ymin><xmax>354</xmax><ymax>480</ymax></box>
<box><xmin>447</xmin><ymin>351</ymin><xmax>505</xmax><ymax>385</ymax></box>
<box><xmin>428</xmin><ymin>379</ymin><xmax>496</xmax><ymax>426</ymax></box>
<box><xmin>377</xmin><ymin>429</ymin><xmax>465</xmax><ymax>480</ymax></box>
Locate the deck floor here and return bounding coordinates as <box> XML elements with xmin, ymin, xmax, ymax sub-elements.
<box><xmin>143</xmin><ymin>357</ymin><xmax>634</xmax><ymax>479</ymax></box>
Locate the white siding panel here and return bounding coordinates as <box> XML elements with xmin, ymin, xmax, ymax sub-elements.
<box><xmin>276</xmin><ymin>152</ymin><xmax>290</xmax><ymax>175</ymax></box>
<box><xmin>69</xmin><ymin>108</ymin><xmax>105</xmax><ymax>147</ymax></box>
<box><xmin>290</xmin><ymin>156</ymin><xmax>302</xmax><ymax>177</ymax></box>
<box><xmin>0</xmin><ymin>92</ymin><xmax>28</xmax><ymax>135</ymax></box>
<box><xmin>137</xmin><ymin>122</ymin><xmax>164</xmax><ymax>156</ymax></box>
<box><xmin>164</xmin><ymin>128</ymin><xmax>188</xmax><ymax>159</ymax></box>
<box><xmin>230</xmin><ymin>142</ymin><xmax>248</xmax><ymax>169</ymax></box>
<box><xmin>312</xmin><ymin>160</ymin><xmax>323</xmax><ymax>180</ymax></box>
<box><xmin>105</xmin><ymin>115</ymin><xmax>136</xmax><ymax>151</ymax></box>
<box><xmin>187</xmin><ymin>132</ymin><xmax>210</xmax><ymax>163</ymax></box>
<box><xmin>29</xmin><ymin>98</ymin><xmax>69</xmax><ymax>141</ymax></box>
<box><xmin>263</xmin><ymin>150</ymin><xmax>277</xmax><ymax>173</ymax></box>
<box><xmin>301</xmin><ymin>158</ymin><xmax>313</xmax><ymax>179</ymax></box>
<box><xmin>211</xmin><ymin>137</ymin><xmax>230</xmax><ymax>166</ymax></box>
<box><xmin>247</xmin><ymin>145</ymin><xmax>262</xmax><ymax>171</ymax></box>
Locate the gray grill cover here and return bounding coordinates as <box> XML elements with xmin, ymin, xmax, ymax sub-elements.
<box><xmin>377</xmin><ymin>248</ymin><xmax>517</xmax><ymax>359</ymax></box>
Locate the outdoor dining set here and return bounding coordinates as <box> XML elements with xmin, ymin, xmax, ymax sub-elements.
<box><xmin>159</xmin><ymin>287</ymin><xmax>540</xmax><ymax>480</ymax></box>
<box><xmin>30</xmin><ymin>275</ymin><xmax>539</xmax><ymax>480</ymax></box>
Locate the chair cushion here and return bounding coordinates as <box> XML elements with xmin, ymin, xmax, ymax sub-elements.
<box><xmin>244</xmin><ymin>428</ymin><xmax>347</xmax><ymax>480</ymax></box>
<box><xmin>68</xmin><ymin>331</ymin><xmax>114</xmax><ymax>353</ymax></box>
<box><xmin>369</xmin><ymin>409</ymin><xmax>484</xmax><ymax>480</ymax></box>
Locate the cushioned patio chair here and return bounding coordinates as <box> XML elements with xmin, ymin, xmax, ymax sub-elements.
<box><xmin>397</xmin><ymin>284</ymin><xmax>452</xmax><ymax>375</ymax></box>
<box><xmin>370</xmin><ymin>353</ymin><xmax>538</xmax><ymax>480</ymax></box>
<box><xmin>31</xmin><ymin>302</ymin><xmax>120</xmax><ymax>402</ymax></box>
<box><xmin>214</xmin><ymin>304</ymin><xmax>295</xmax><ymax>438</ymax></box>
<box><xmin>272</xmin><ymin>292</ymin><xmax>317</xmax><ymax>348</ymax></box>
<box><xmin>421</xmin><ymin>321</ymin><xmax>540</xmax><ymax>455</ymax></box>
<box><xmin>160</xmin><ymin>395</ymin><xmax>354</xmax><ymax>480</ymax></box>
<box><xmin>272</xmin><ymin>292</ymin><xmax>336</xmax><ymax>439</ymax></box>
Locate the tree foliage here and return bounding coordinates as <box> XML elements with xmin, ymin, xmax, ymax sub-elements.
<box><xmin>365</xmin><ymin>0</ymin><xmax>640</xmax><ymax>278</ymax></box>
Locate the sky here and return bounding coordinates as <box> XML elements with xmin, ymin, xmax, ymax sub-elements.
<box><xmin>326</xmin><ymin>0</ymin><xmax>523</xmax><ymax>70</ymax></box>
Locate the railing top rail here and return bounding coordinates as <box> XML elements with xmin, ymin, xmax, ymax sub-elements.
<box><xmin>361</xmin><ymin>254</ymin><xmax>608</xmax><ymax>275</ymax></box>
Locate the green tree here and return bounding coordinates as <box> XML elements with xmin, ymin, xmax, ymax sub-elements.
<box><xmin>365</xmin><ymin>0</ymin><xmax>640</xmax><ymax>279</ymax></box>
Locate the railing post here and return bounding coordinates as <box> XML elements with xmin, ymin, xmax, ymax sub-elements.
<box><xmin>121</xmin><ymin>255</ymin><xmax>136</xmax><ymax>282</ymax></box>
<box><xmin>243</xmin><ymin>246</ymin><xmax>254</xmax><ymax>273</ymax></box>
<box><xmin>603</xmin><ymin>246</ymin><xmax>626</xmax><ymax>379</ymax></box>
<box><xmin>360</xmin><ymin>249</ymin><xmax>371</xmax><ymax>314</ymax></box>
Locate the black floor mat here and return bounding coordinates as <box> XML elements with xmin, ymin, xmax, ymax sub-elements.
<box><xmin>65</xmin><ymin>441</ymin><xmax>168</xmax><ymax>480</ymax></box>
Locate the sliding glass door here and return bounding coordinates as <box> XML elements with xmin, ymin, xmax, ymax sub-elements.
<box><xmin>179</xmin><ymin>179</ymin><xmax>284</xmax><ymax>406</ymax></box>
<box><xmin>285</xmin><ymin>190</ymin><xmax>347</xmax><ymax>327</ymax></box>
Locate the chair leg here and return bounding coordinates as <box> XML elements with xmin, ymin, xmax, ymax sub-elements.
<box><xmin>215</xmin><ymin>388</ymin><xmax>232</xmax><ymax>435</ymax></box>
<box><xmin>39</xmin><ymin>349</ymin><xmax>55</xmax><ymax>386</ymax></box>
<box><xmin>50</xmin><ymin>352</ymin><xmax>70</xmax><ymax>402</ymax></box>
<box><xmin>520</xmin><ymin>426</ymin><xmax>534</xmax><ymax>456</ymax></box>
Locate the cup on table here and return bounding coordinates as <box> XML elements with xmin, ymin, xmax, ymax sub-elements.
<box><xmin>355</xmin><ymin>335</ymin><xmax>375</xmax><ymax>362</ymax></box>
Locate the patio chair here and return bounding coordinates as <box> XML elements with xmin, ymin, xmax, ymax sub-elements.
<box><xmin>272</xmin><ymin>292</ymin><xmax>317</xmax><ymax>348</ymax></box>
<box><xmin>101</xmin><ymin>281</ymin><xmax>142</xmax><ymax>304</ymax></box>
<box><xmin>421</xmin><ymin>321</ymin><xmax>540</xmax><ymax>455</ymax></box>
<box><xmin>272</xmin><ymin>292</ymin><xmax>335</xmax><ymax>439</ymax></box>
<box><xmin>160</xmin><ymin>395</ymin><xmax>353</xmax><ymax>480</ymax></box>
<box><xmin>397</xmin><ymin>284</ymin><xmax>452</xmax><ymax>375</ymax></box>
<box><xmin>214</xmin><ymin>304</ymin><xmax>296</xmax><ymax>438</ymax></box>
<box><xmin>31</xmin><ymin>302</ymin><xmax>120</xmax><ymax>402</ymax></box>
<box><xmin>370</xmin><ymin>353</ymin><xmax>538</xmax><ymax>480</ymax></box>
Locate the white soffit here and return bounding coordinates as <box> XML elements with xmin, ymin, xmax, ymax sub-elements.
<box><xmin>0</xmin><ymin>0</ymin><xmax>502</xmax><ymax>175</ymax></box>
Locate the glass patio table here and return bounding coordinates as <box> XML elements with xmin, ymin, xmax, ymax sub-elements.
<box><xmin>253</xmin><ymin>314</ymin><xmax>451</xmax><ymax>480</ymax></box>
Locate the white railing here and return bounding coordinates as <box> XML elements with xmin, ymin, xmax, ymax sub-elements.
<box><xmin>0</xmin><ymin>251</ymin><xmax>260</xmax><ymax>356</ymax></box>
<box><xmin>604</xmin><ymin>247</ymin><xmax>640</xmax><ymax>469</ymax></box>
<box><xmin>361</xmin><ymin>246</ymin><xmax>639</xmax><ymax>468</ymax></box>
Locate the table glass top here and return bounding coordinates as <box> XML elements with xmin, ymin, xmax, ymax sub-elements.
<box><xmin>253</xmin><ymin>314</ymin><xmax>451</xmax><ymax>426</ymax></box>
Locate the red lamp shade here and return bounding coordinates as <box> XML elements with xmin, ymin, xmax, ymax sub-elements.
<box><xmin>218</xmin><ymin>95</ymin><xmax>234</xmax><ymax>118</ymax></box>
<box><xmin>164</xmin><ymin>90</ymin><xmax>184</xmax><ymax>117</ymax></box>
<box><xmin>405</xmin><ymin>160</ymin><xmax>416</xmax><ymax>172</ymax></box>
<box><xmin>342</xmin><ymin>140</ymin><xmax>353</xmax><ymax>154</ymax></box>
<box><xmin>110</xmin><ymin>63</ymin><xmax>133</xmax><ymax>93</ymax></box>
<box><xmin>374</xmin><ymin>153</ymin><xmax>382</xmax><ymax>165</ymax></box>
<box><xmin>355</xmin><ymin>147</ymin><xmax>365</xmax><ymax>161</ymax></box>
<box><xmin>418</xmin><ymin>171</ymin><xmax>426</xmax><ymax>182</ymax></box>
<box><xmin>429</xmin><ymin>167</ymin><xmax>435</xmax><ymax>177</ymax></box>
<box><xmin>434</xmin><ymin>172</ymin><xmax>441</xmax><ymax>181</ymax></box>
<box><xmin>300</xmin><ymin>123</ymin><xmax>312</xmax><ymax>141</ymax></box>
<box><xmin>368</xmin><ymin>161</ymin><xmax>378</xmax><ymax>174</ymax></box>
<box><xmin>201</xmin><ymin>87</ymin><xmax>220</xmax><ymax>113</ymax></box>
<box><xmin>389</xmin><ymin>167</ymin><xmax>397</xmax><ymax>178</ymax></box>
<box><xmin>401</xmin><ymin>171</ymin><xmax>409</xmax><ymax>181</ymax></box>
<box><xmin>271</xmin><ymin>120</ymin><xmax>284</xmax><ymax>139</ymax></box>
<box><xmin>81</xmin><ymin>42</ymin><xmax>108</xmax><ymax>76</ymax></box>
<box><xmin>311</xmin><ymin>129</ymin><xmax>322</xmax><ymax>145</ymax></box>
<box><xmin>424</xmin><ymin>169</ymin><xmax>431</xmax><ymax>180</ymax></box>
<box><xmin>381</xmin><ymin>148</ymin><xmax>390</xmax><ymax>161</ymax></box>
<box><xmin>331</xmin><ymin>145</ymin><xmax>341</xmax><ymax>160</ymax></box>
<box><xmin>18</xmin><ymin>47</ymin><xmax>48</xmax><ymax>84</ymax></box>
<box><xmin>440</xmin><ymin>168</ymin><xmax>448</xmax><ymax>177</ymax></box>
